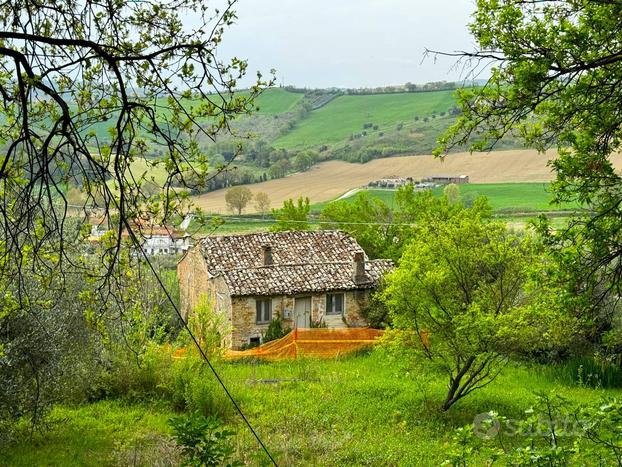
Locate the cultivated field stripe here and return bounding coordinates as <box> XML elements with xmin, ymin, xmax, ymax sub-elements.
<box><xmin>191</xmin><ymin>149</ymin><xmax>622</xmax><ymax>214</ymax></box>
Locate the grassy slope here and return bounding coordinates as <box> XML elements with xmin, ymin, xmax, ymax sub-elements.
<box><xmin>272</xmin><ymin>90</ymin><xmax>455</xmax><ymax>150</ymax></box>
<box><xmin>78</xmin><ymin>88</ymin><xmax>304</xmax><ymax>142</ymax></box>
<box><xmin>252</xmin><ymin>88</ymin><xmax>304</xmax><ymax>114</ymax></box>
<box><xmin>5</xmin><ymin>353</ymin><xmax>621</xmax><ymax>466</ymax></box>
<box><xmin>5</xmin><ymin>400</ymin><xmax>177</xmax><ymax>466</ymax></box>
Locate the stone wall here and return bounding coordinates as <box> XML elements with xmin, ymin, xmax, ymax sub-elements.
<box><xmin>178</xmin><ymin>248</ymin><xmax>234</xmax><ymax>347</ymax></box>
<box><xmin>177</xmin><ymin>248</ymin><xmax>232</xmax><ymax>317</ymax></box>
<box><xmin>229</xmin><ymin>289</ymin><xmax>372</xmax><ymax>349</ymax></box>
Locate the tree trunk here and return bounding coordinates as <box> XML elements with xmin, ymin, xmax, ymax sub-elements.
<box><xmin>441</xmin><ymin>356</ymin><xmax>476</xmax><ymax>411</ymax></box>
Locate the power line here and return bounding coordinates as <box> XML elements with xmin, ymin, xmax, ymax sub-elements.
<box><xmin>124</xmin><ymin>222</ymin><xmax>278</xmax><ymax>466</ymax></box>
<box><xmin>201</xmin><ymin>216</ymin><xmax>418</xmax><ymax>227</ymax></box>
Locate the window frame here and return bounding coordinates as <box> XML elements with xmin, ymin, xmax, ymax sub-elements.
<box><xmin>255</xmin><ymin>298</ymin><xmax>273</xmax><ymax>324</ymax></box>
<box><xmin>325</xmin><ymin>293</ymin><xmax>345</xmax><ymax>315</ymax></box>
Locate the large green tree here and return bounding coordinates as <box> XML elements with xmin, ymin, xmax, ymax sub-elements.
<box><xmin>271</xmin><ymin>196</ymin><xmax>311</xmax><ymax>231</ymax></box>
<box><xmin>435</xmin><ymin>0</ymin><xmax>622</xmax><ymax>350</ymax></box>
<box><xmin>382</xmin><ymin>211</ymin><xmax>556</xmax><ymax>411</ymax></box>
<box><xmin>321</xmin><ymin>185</ymin><xmax>492</xmax><ymax>261</ymax></box>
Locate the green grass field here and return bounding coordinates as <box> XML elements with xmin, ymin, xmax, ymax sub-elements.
<box><xmin>252</xmin><ymin>88</ymin><xmax>304</xmax><ymax>114</ymax></box>
<box><xmin>272</xmin><ymin>90</ymin><xmax>456</xmax><ymax>150</ymax></box>
<box><xmin>5</xmin><ymin>352</ymin><xmax>621</xmax><ymax>465</ymax></box>
<box><xmin>341</xmin><ymin>183</ymin><xmax>580</xmax><ymax>212</ymax></box>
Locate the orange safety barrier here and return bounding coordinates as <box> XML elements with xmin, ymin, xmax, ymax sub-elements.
<box><xmin>226</xmin><ymin>327</ymin><xmax>385</xmax><ymax>360</ymax></box>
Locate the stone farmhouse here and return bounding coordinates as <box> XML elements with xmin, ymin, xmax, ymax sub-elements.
<box><xmin>422</xmin><ymin>175</ymin><xmax>470</xmax><ymax>184</ymax></box>
<box><xmin>177</xmin><ymin>230</ymin><xmax>393</xmax><ymax>349</ymax></box>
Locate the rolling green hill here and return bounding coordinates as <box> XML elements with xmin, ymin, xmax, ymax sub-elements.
<box><xmin>272</xmin><ymin>90</ymin><xmax>456</xmax><ymax>150</ymax></box>
<box><xmin>251</xmin><ymin>87</ymin><xmax>304</xmax><ymax>114</ymax></box>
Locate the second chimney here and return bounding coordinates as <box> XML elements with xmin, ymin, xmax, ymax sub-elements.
<box><xmin>262</xmin><ymin>244</ymin><xmax>273</xmax><ymax>266</ymax></box>
<box><xmin>353</xmin><ymin>251</ymin><xmax>366</xmax><ymax>284</ymax></box>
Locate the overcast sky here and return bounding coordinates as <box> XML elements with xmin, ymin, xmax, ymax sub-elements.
<box><xmin>218</xmin><ymin>0</ymin><xmax>479</xmax><ymax>89</ymax></box>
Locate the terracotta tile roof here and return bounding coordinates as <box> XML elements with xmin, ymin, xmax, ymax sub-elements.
<box><xmin>198</xmin><ymin>231</ymin><xmax>393</xmax><ymax>296</ymax></box>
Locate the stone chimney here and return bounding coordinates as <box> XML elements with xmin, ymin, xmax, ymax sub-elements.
<box><xmin>262</xmin><ymin>244</ymin><xmax>273</xmax><ymax>266</ymax></box>
<box><xmin>353</xmin><ymin>251</ymin><xmax>366</xmax><ymax>284</ymax></box>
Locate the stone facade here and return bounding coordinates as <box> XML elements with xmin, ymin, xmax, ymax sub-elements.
<box><xmin>177</xmin><ymin>246</ymin><xmax>212</xmax><ymax>321</ymax></box>
<box><xmin>228</xmin><ymin>290</ymin><xmax>370</xmax><ymax>349</ymax></box>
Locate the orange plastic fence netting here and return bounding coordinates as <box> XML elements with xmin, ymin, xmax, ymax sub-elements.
<box><xmin>226</xmin><ymin>328</ymin><xmax>385</xmax><ymax>361</ymax></box>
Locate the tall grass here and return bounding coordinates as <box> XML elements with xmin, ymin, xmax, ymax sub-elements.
<box><xmin>546</xmin><ymin>356</ymin><xmax>622</xmax><ymax>389</ymax></box>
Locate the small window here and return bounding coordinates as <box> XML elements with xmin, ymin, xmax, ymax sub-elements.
<box><xmin>255</xmin><ymin>299</ymin><xmax>272</xmax><ymax>324</ymax></box>
<box><xmin>249</xmin><ymin>337</ymin><xmax>261</xmax><ymax>347</ymax></box>
<box><xmin>326</xmin><ymin>293</ymin><xmax>345</xmax><ymax>315</ymax></box>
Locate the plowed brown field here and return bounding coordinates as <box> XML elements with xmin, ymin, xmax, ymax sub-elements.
<box><xmin>192</xmin><ymin>149</ymin><xmax>622</xmax><ymax>214</ymax></box>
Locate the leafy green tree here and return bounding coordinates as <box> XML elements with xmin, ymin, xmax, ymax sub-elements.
<box><xmin>443</xmin><ymin>183</ymin><xmax>461</xmax><ymax>205</ymax></box>
<box><xmin>435</xmin><ymin>0</ymin><xmax>622</xmax><ymax>351</ymax></box>
<box><xmin>320</xmin><ymin>191</ymin><xmax>397</xmax><ymax>259</ymax></box>
<box><xmin>293</xmin><ymin>151</ymin><xmax>317</xmax><ymax>172</ymax></box>
<box><xmin>254</xmin><ymin>192</ymin><xmax>271</xmax><ymax>219</ymax></box>
<box><xmin>271</xmin><ymin>197</ymin><xmax>311</xmax><ymax>231</ymax></box>
<box><xmin>268</xmin><ymin>159</ymin><xmax>292</xmax><ymax>179</ymax></box>
<box><xmin>321</xmin><ymin>186</ymin><xmax>492</xmax><ymax>261</ymax></box>
<box><xmin>382</xmin><ymin>212</ymin><xmax>539</xmax><ymax>411</ymax></box>
<box><xmin>225</xmin><ymin>186</ymin><xmax>253</xmax><ymax>215</ymax></box>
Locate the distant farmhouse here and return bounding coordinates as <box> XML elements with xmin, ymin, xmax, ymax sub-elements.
<box><xmin>125</xmin><ymin>227</ymin><xmax>192</xmax><ymax>256</ymax></box>
<box><xmin>368</xmin><ymin>176</ymin><xmax>413</xmax><ymax>188</ymax></box>
<box><xmin>177</xmin><ymin>231</ymin><xmax>393</xmax><ymax>349</ymax></box>
<box><xmin>368</xmin><ymin>174</ymin><xmax>469</xmax><ymax>189</ymax></box>
<box><xmin>422</xmin><ymin>175</ymin><xmax>469</xmax><ymax>185</ymax></box>
<box><xmin>90</xmin><ymin>220</ymin><xmax>192</xmax><ymax>256</ymax></box>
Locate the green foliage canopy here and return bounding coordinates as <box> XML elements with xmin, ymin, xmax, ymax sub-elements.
<box><xmin>382</xmin><ymin>209</ymin><xmax>559</xmax><ymax>410</ymax></box>
<box><xmin>271</xmin><ymin>197</ymin><xmax>311</xmax><ymax>231</ymax></box>
<box><xmin>436</xmin><ymin>0</ymin><xmax>622</xmax><ymax>342</ymax></box>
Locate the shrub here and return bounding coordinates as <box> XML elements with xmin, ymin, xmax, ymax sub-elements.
<box><xmin>167</xmin><ymin>355</ymin><xmax>233</xmax><ymax>419</ymax></box>
<box><xmin>444</xmin><ymin>393</ymin><xmax>622</xmax><ymax>465</ymax></box>
<box><xmin>169</xmin><ymin>413</ymin><xmax>240</xmax><ymax>467</ymax></box>
<box><xmin>547</xmin><ymin>356</ymin><xmax>622</xmax><ymax>389</ymax></box>
<box><xmin>185</xmin><ymin>296</ymin><xmax>231</xmax><ymax>359</ymax></box>
<box><xmin>263</xmin><ymin>319</ymin><xmax>291</xmax><ymax>343</ymax></box>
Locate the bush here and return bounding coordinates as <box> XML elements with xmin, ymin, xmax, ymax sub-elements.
<box><xmin>167</xmin><ymin>354</ymin><xmax>233</xmax><ymax>419</ymax></box>
<box><xmin>263</xmin><ymin>319</ymin><xmax>291</xmax><ymax>343</ymax></box>
<box><xmin>169</xmin><ymin>413</ymin><xmax>239</xmax><ymax>467</ymax></box>
<box><xmin>185</xmin><ymin>296</ymin><xmax>231</xmax><ymax>359</ymax></box>
<box><xmin>444</xmin><ymin>393</ymin><xmax>622</xmax><ymax>465</ymax></box>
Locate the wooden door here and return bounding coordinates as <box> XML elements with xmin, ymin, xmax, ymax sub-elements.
<box><xmin>294</xmin><ymin>297</ymin><xmax>311</xmax><ymax>328</ymax></box>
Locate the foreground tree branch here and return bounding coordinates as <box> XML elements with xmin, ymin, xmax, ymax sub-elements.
<box><xmin>0</xmin><ymin>0</ymin><xmax>272</xmax><ymax>296</ymax></box>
